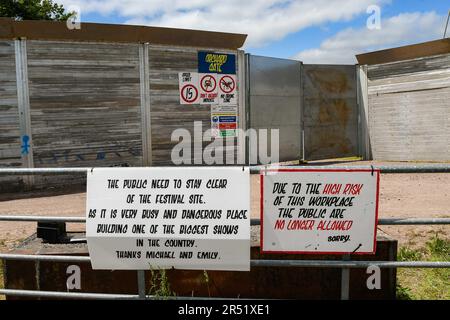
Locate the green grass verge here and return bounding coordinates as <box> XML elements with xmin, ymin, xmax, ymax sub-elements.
<box><xmin>396</xmin><ymin>235</ymin><xmax>450</xmax><ymax>300</ymax></box>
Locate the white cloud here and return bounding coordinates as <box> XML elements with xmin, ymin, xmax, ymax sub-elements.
<box><xmin>60</xmin><ymin>0</ymin><xmax>386</xmax><ymax>48</ymax></box>
<box><xmin>293</xmin><ymin>11</ymin><xmax>444</xmax><ymax>64</ymax></box>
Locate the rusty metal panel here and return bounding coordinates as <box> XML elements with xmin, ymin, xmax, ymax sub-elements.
<box><xmin>303</xmin><ymin>64</ymin><xmax>359</xmax><ymax>160</ymax></box>
<box><xmin>248</xmin><ymin>55</ymin><xmax>302</xmax><ymax>163</ymax></box>
<box><xmin>26</xmin><ymin>40</ymin><xmax>143</xmax><ymax>187</ymax></box>
<box><xmin>148</xmin><ymin>45</ymin><xmax>239</xmax><ymax>165</ymax></box>
<box><xmin>0</xmin><ymin>40</ymin><xmax>23</xmax><ymax>191</ymax></box>
<box><xmin>367</xmin><ymin>53</ymin><xmax>450</xmax><ymax>161</ymax></box>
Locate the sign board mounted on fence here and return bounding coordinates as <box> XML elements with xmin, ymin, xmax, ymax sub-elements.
<box><xmin>199</xmin><ymin>73</ymin><xmax>219</xmax><ymax>105</ymax></box>
<box><xmin>179</xmin><ymin>72</ymin><xmax>200</xmax><ymax>104</ymax></box>
<box><xmin>198</xmin><ymin>51</ymin><xmax>236</xmax><ymax>74</ymax></box>
<box><xmin>211</xmin><ymin>105</ymin><xmax>238</xmax><ymax>138</ymax></box>
<box><xmin>86</xmin><ymin>167</ymin><xmax>250</xmax><ymax>271</ymax></box>
<box><xmin>261</xmin><ymin>169</ymin><xmax>380</xmax><ymax>254</ymax></box>
<box><xmin>218</xmin><ymin>74</ymin><xmax>237</xmax><ymax>105</ymax></box>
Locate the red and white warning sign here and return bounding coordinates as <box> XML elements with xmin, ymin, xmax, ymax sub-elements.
<box><xmin>218</xmin><ymin>75</ymin><xmax>237</xmax><ymax>105</ymax></box>
<box><xmin>199</xmin><ymin>73</ymin><xmax>218</xmax><ymax>105</ymax></box>
<box><xmin>179</xmin><ymin>72</ymin><xmax>200</xmax><ymax>105</ymax></box>
<box><xmin>261</xmin><ymin>169</ymin><xmax>380</xmax><ymax>254</ymax></box>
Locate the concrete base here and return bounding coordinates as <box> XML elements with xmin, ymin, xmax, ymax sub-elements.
<box><xmin>4</xmin><ymin>229</ymin><xmax>397</xmax><ymax>300</ymax></box>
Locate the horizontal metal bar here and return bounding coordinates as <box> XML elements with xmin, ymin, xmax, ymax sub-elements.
<box><xmin>250</xmin><ymin>218</ymin><xmax>450</xmax><ymax>226</ymax></box>
<box><xmin>0</xmin><ymin>289</ymin><xmax>250</xmax><ymax>300</ymax></box>
<box><xmin>1</xmin><ymin>164</ymin><xmax>449</xmax><ymax>175</ymax></box>
<box><xmin>250</xmin><ymin>164</ymin><xmax>450</xmax><ymax>174</ymax></box>
<box><xmin>378</xmin><ymin>218</ymin><xmax>450</xmax><ymax>225</ymax></box>
<box><xmin>252</xmin><ymin>218</ymin><xmax>450</xmax><ymax>226</ymax></box>
<box><xmin>1</xmin><ymin>254</ymin><xmax>449</xmax><ymax>268</ymax></box>
<box><xmin>1</xmin><ymin>216</ymin><xmax>449</xmax><ymax>225</ymax></box>
<box><xmin>0</xmin><ymin>168</ymin><xmax>90</xmax><ymax>175</ymax></box>
<box><xmin>251</xmin><ymin>260</ymin><xmax>450</xmax><ymax>268</ymax></box>
<box><xmin>0</xmin><ymin>289</ymin><xmax>138</xmax><ymax>300</ymax></box>
<box><xmin>0</xmin><ymin>254</ymin><xmax>91</xmax><ymax>263</ymax></box>
<box><xmin>0</xmin><ymin>215</ymin><xmax>86</xmax><ymax>223</ymax></box>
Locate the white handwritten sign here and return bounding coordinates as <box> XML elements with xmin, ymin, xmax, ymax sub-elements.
<box><xmin>261</xmin><ymin>169</ymin><xmax>379</xmax><ymax>254</ymax></box>
<box><xmin>86</xmin><ymin>167</ymin><xmax>250</xmax><ymax>270</ymax></box>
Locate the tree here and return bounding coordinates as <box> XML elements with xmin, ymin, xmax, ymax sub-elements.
<box><xmin>0</xmin><ymin>0</ymin><xmax>74</xmax><ymax>21</ymax></box>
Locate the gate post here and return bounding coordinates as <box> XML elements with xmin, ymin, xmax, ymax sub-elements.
<box><xmin>137</xmin><ymin>270</ymin><xmax>146</xmax><ymax>300</ymax></box>
<box><xmin>237</xmin><ymin>50</ymin><xmax>247</xmax><ymax>165</ymax></box>
<box><xmin>357</xmin><ymin>64</ymin><xmax>371</xmax><ymax>160</ymax></box>
<box><xmin>340</xmin><ymin>254</ymin><xmax>350</xmax><ymax>300</ymax></box>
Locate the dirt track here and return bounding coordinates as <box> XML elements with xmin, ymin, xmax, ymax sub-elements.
<box><xmin>0</xmin><ymin>161</ymin><xmax>449</xmax><ymax>251</ymax></box>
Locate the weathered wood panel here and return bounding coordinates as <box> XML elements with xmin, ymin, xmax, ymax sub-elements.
<box><xmin>0</xmin><ymin>41</ymin><xmax>23</xmax><ymax>191</ymax></box>
<box><xmin>148</xmin><ymin>45</ymin><xmax>239</xmax><ymax>165</ymax></box>
<box><xmin>303</xmin><ymin>65</ymin><xmax>359</xmax><ymax>160</ymax></box>
<box><xmin>27</xmin><ymin>41</ymin><xmax>142</xmax><ymax>186</ymax></box>
<box><xmin>368</xmin><ymin>53</ymin><xmax>450</xmax><ymax>161</ymax></box>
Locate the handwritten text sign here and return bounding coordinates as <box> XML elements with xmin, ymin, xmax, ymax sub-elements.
<box><xmin>261</xmin><ymin>169</ymin><xmax>379</xmax><ymax>254</ymax></box>
<box><xmin>87</xmin><ymin>167</ymin><xmax>250</xmax><ymax>270</ymax></box>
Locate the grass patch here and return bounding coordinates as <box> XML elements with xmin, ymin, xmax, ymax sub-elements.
<box><xmin>397</xmin><ymin>235</ymin><xmax>450</xmax><ymax>300</ymax></box>
<box><xmin>149</xmin><ymin>269</ymin><xmax>176</xmax><ymax>299</ymax></box>
<box><xmin>398</xmin><ymin>247</ymin><xmax>423</xmax><ymax>261</ymax></box>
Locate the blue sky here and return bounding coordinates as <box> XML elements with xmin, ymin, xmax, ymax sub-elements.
<box><xmin>62</xmin><ymin>0</ymin><xmax>449</xmax><ymax>64</ymax></box>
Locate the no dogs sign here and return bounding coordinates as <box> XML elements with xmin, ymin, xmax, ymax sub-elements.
<box><xmin>261</xmin><ymin>169</ymin><xmax>380</xmax><ymax>254</ymax></box>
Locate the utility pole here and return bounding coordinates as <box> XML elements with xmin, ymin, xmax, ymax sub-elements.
<box><xmin>444</xmin><ymin>10</ymin><xmax>450</xmax><ymax>38</ymax></box>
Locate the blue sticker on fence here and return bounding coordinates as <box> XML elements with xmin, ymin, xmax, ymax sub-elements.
<box><xmin>21</xmin><ymin>135</ymin><xmax>30</xmax><ymax>155</ymax></box>
<box><xmin>198</xmin><ymin>52</ymin><xmax>236</xmax><ymax>74</ymax></box>
<box><xmin>219</xmin><ymin>116</ymin><xmax>237</xmax><ymax>123</ymax></box>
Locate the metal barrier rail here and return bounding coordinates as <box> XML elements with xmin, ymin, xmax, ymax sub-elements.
<box><xmin>0</xmin><ymin>289</ymin><xmax>248</xmax><ymax>300</ymax></box>
<box><xmin>0</xmin><ymin>289</ymin><xmax>140</xmax><ymax>300</ymax></box>
<box><xmin>1</xmin><ymin>164</ymin><xmax>449</xmax><ymax>300</ymax></box>
<box><xmin>1</xmin><ymin>215</ymin><xmax>450</xmax><ymax>225</ymax></box>
<box><xmin>1</xmin><ymin>253</ymin><xmax>449</xmax><ymax>268</ymax></box>
<box><xmin>1</xmin><ymin>164</ymin><xmax>450</xmax><ymax>175</ymax></box>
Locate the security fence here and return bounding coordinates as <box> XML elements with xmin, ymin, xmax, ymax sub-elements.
<box><xmin>0</xmin><ymin>164</ymin><xmax>449</xmax><ymax>300</ymax></box>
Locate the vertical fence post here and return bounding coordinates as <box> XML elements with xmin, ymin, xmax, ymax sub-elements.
<box><xmin>357</xmin><ymin>64</ymin><xmax>370</xmax><ymax>160</ymax></box>
<box><xmin>300</xmin><ymin>61</ymin><xmax>305</xmax><ymax>162</ymax></box>
<box><xmin>340</xmin><ymin>254</ymin><xmax>350</xmax><ymax>300</ymax></box>
<box><xmin>137</xmin><ymin>270</ymin><xmax>146</xmax><ymax>300</ymax></box>
<box><xmin>139</xmin><ymin>42</ymin><xmax>152</xmax><ymax>167</ymax></box>
<box><xmin>237</xmin><ymin>50</ymin><xmax>247</xmax><ymax>165</ymax></box>
<box><xmin>14</xmin><ymin>38</ymin><xmax>34</xmax><ymax>188</ymax></box>
<box><xmin>244</xmin><ymin>53</ymin><xmax>251</xmax><ymax>165</ymax></box>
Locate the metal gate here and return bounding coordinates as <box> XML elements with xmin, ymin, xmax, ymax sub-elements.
<box><xmin>302</xmin><ymin>64</ymin><xmax>359</xmax><ymax>160</ymax></box>
<box><xmin>247</xmin><ymin>56</ymin><xmax>360</xmax><ymax>163</ymax></box>
<box><xmin>247</xmin><ymin>55</ymin><xmax>303</xmax><ymax>164</ymax></box>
